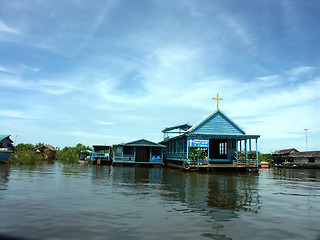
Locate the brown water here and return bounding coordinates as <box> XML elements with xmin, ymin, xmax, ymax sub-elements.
<box><xmin>0</xmin><ymin>164</ymin><xmax>319</xmax><ymax>240</ymax></box>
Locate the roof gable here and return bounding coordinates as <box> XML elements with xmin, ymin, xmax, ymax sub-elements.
<box><xmin>0</xmin><ymin>135</ymin><xmax>12</xmax><ymax>142</ymax></box>
<box><xmin>124</xmin><ymin>139</ymin><xmax>165</xmax><ymax>147</ymax></box>
<box><xmin>187</xmin><ymin>110</ymin><xmax>245</xmax><ymax>135</ymax></box>
<box><xmin>273</xmin><ymin>148</ymin><xmax>299</xmax><ymax>155</ymax></box>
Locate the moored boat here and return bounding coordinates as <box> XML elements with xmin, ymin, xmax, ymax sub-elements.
<box><xmin>91</xmin><ymin>145</ymin><xmax>112</xmax><ymax>164</ymax></box>
<box><xmin>259</xmin><ymin>161</ymin><xmax>270</xmax><ymax>168</ymax></box>
<box><xmin>79</xmin><ymin>150</ymin><xmax>92</xmax><ymax>164</ymax></box>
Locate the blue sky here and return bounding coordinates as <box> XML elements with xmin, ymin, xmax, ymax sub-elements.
<box><xmin>0</xmin><ymin>0</ymin><xmax>319</xmax><ymax>153</ymax></box>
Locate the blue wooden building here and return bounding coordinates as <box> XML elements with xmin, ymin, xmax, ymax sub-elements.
<box><xmin>0</xmin><ymin>135</ymin><xmax>14</xmax><ymax>161</ymax></box>
<box><xmin>159</xmin><ymin>109</ymin><xmax>260</xmax><ymax>169</ymax></box>
<box><xmin>113</xmin><ymin>139</ymin><xmax>165</xmax><ymax>165</ymax></box>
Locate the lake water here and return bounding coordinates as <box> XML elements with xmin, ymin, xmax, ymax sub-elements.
<box><xmin>0</xmin><ymin>164</ymin><xmax>319</xmax><ymax>240</ymax></box>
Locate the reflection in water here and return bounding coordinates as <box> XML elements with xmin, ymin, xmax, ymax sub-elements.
<box><xmin>0</xmin><ymin>165</ymin><xmax>10</xmax><ymax>191</ymax></box>
<box><xmin>0</xmin><ymin>164</ymin><xmax>319</xmax><ymax>240</ymax></box>
<box><xmin>105</xmin><ymin>166</ymin><xmax>260</xmax><ymax>238</ymax></box>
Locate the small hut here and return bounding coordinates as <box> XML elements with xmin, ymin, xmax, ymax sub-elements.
<box><xmin>113</xmin><ymin>139</ymin><xmax>165</xmax><ymax>165</ymax></box>
<box><xmin>272</xmin><ymin>148</ymin><xmax>298</xmax><ymax>165</ymax></box>
<box><xmin>35</xmin><ymin>145</ymin><xmax>57</xmax><ymax>160</ymax></box>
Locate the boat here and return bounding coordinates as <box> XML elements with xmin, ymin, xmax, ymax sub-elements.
<box><xmin>91</xmin><ymin>145</ymin><xmax>112</xmax><ymax>164</ymax></box>
<box><xmin>259</xmin><ymin>161</ymin><xmax>270</xmax><ymax>168</ymax></box>
<box><xmin>79</xmin><ymin>150</ymin><xmax>92</xmax><ymax>164</ymax></box>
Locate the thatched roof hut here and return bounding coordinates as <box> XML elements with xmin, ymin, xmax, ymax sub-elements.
<box><xmin>35</xmin><ymin>145</ymin><xmax>56</xmax><ymax>160</ymax></box>
<box><xmin>273</xmin><ymin>148</ymin><xmax>298</xmax><ymax>155</ymax></box>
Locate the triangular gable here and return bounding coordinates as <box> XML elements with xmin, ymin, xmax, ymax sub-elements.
<box><xmin>0</xmin><ymin>135</ymin><xmax>12</xmax><ymax>142</ymax></box>
<box><xmin>187</xmin><ymin>110</ymin><xmax>245</xmax><ymax>135</ymax></box>
<box><xmin>126</xmin><ymin>139</ymin><xmax>165</xmax><ymax>147</ymax></box>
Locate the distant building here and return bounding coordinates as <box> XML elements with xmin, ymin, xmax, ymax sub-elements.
<box><xmin>272</xmin><ymin>148</ymin><xmax>299</xmax><ymax>165</ymax></box>
<box><xmin>289</xmin><ymin>151</ymin><xmax>320</xmax><ymax>165</ymax></box>
<box><xmin>0</xmin><ymin>135</ymin><xmax>14</xmax><ymax>161</ymax></box>
<box><xmin>113</xmin><ymin>139</ymin><xmax>165</xmax><ymax>165</ymax></box>
<box><xmin>273</xmin><ymin>148</ymin><xmax>320</xmax><ymax>167</ymax></box>
<box><xmin>35</xmin><ymin>145</ymin><xmax>57</xmax><ymax>160</ymax></box>
<box><xmin>0</xmin><ymin>135</ymin><xmax>14</xmax><ymax>150</ymax></box>
<box><xmin>159</xmin><ymin>109</ymin><xmax>260</xmax><ymax>168</ymax></box>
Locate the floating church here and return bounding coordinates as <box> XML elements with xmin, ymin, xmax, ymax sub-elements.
<box><xmin>159</xmin><ymin>94</ymin><xmax>260</xmax><ymax>170</ymax></box>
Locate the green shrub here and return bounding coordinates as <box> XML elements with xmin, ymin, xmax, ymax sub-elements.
<box><xmin>56</xmin><ymin>143</ymin><xmax>92</xmax><ymax>164</ymax></box>
<box><xmin>9</xmin><ymin>149</ymin><xmax>43</xmax><ymax>165</ymax></box>
<box><xmin>188</xmin><ymin>148</ymin><xmax>208</xmax><ymax>163</ymax></box>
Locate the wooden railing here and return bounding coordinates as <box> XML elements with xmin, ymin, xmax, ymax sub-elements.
<box><xmin>233</xmin><ymin>151</ymin><xmax>258</xmax><ymax>165</ymax></box>
<box><xmin>113</xmin><ymin>154</ymin><xmax>135</xmax><ymax>162</ymax></box>
<box><xmin>165</xmin><ymin>152</ymin><xmax>187</xmax><ymax>161</ymax></box>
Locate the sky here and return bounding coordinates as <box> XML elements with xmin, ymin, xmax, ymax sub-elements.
<box><xmin>0</xmin><ymin>0</ymin><xmax>319</xmax><ymax>153</ymax></box>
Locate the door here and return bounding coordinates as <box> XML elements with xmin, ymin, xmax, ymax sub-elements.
<box><xmin>135</xmin><ymin>147</ymin><xmax>150</xmax><ymax>162</ymax></box>
<box><xmin>209</xmin><ymin>139</ymin><xmax>227</xmax><ymax>159</ymax></box>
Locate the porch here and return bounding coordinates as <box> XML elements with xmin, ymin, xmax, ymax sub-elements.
<box><xmin>164</xmin><ymin>134</ymin><xmax>260</xmax><ymax>166</ymax></box>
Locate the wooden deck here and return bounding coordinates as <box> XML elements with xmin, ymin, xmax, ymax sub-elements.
<box><xmin>166</xmin><ymin>162</ymin><xmax>259</xmax><ymax>171</ymax></box>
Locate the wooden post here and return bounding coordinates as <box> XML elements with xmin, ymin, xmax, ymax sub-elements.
<box><xmin>161</xmin><ymin>148</ymin><xmax>163</xmax><ymax>163</ymax></box>
<box><xmin>245</xmin><ymin>139</ymin><xmax>248</xmax><ymax>163</ymax></box>
<box><xmin>186</xmin><ymin>137</ymin><xmax>189</xmax><ymax>164</ymax></box>
<box><xmin>207</xmin><ymin>139</ymin><xmax>210</xmax><ymax>164</ymax></box>
<box><xmin>256</xmin><ymin>138</ymin><xmax>258</xmax><ymax>164</ymax></box>
<box><xmin>235</xmin><ymin>139</ymin><xmax>238</xmax><ymax>158</ymax></box>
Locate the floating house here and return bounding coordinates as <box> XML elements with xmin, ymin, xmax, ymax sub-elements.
<box><xmin>159</xmin><ymin>109</ymin><xmax>260</xmax><ymax>170</ymax></box>
<box><xmin>0</xmin><ymin>135</ymin><xmax>14</xmax><ymax>161</ymax></box>
<box><xmin>273</xmin><ymin>149</ymin><xmax>320</xmax><ymax>168</ymax></box>
<box><xmin>289</xmin><ymin>151</ymin><xmax>320</xmax><ymax>166</ymax></box>
<box><xmin>272</xmin><ymin>148</ymin><xmax>299</xmax><ymax>165</ymax></box>
<box><xmin>113</xmin><ymin>139</ymin><xmax>165</xmax><ymax>165</ymax></box>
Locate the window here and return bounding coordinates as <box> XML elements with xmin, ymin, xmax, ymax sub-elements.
<box><xmin>123</xmin><ymin>146</ymin><xmax>134</xmax><ymax>155</ymax></box>
<box><xmin>308</xmin><ymin>157</ymin><xmax>315</xmax><ymax>163</ymax></box>
<box><xmin>219</xmin><ymin>142</ymin><xmax>227</xmax><ymax>155</ymax></box>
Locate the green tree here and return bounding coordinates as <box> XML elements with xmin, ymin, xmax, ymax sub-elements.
<box><xmin>56</xmin><ymin>143</ymin><xmax>92</xmax><ymax>164</ymax></box>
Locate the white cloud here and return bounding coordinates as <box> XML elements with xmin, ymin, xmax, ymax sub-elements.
<box><xmin>95</xmin><ymin>121</ymin><xmax>114</xmax><ymax>125</ymax></box>
<box><xmin>0</xmin><ymin>110</ymin><xmax>36</xmax><ymax>119</ymax></box>
<box><xmin>0</xmin><ymin>20</ymin><xmax>20</xmax><ymax>34</ymax></box>
<box><xmin>286</xmin><ymin>66</ymin><xmax>314</xmax><ymax>81</ymax></box>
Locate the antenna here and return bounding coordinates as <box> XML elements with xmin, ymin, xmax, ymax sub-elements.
<box><xmin>304</xmin><ymin>129</ymin><xmax>308</xmax><ymax>151</ymax></box>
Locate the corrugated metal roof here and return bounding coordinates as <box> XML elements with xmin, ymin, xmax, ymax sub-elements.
<box><xmin>0</xmin><ymin>135</ymin><xmax>11</xmax><ymax>142</ymax></box>
<box><xmin>161</xmin><ymin>124</ymin><xmax>192</xmax><ymax>133</ymax></box>
<box><xmin>289</xmin><ymin>151</ymin><xmax>320</xmax><ymax>158</ymax></box>
<box><xmin>273</xmin><ymin>148</ymin><xmax>298</xmax><ymax>155</ymax></box>
<box><xmin>114</xmin><ymin>139</ymin><xmax>165</xmax><ymax>148</ymax></box>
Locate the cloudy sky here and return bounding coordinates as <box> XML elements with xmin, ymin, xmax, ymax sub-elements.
<box><xmin>0</xmin><ymin>0</ymin><xmax>319</xmax><ymax>153</ymax></box>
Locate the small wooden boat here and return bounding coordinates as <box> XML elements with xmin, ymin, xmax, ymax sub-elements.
<box><xmin>259</xmin><ymin>161</ymin><xmax>270</xmax><ymax>168</ymax></box>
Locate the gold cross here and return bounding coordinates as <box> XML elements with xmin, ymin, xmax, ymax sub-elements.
<box><xmin>213</xmin><ymin>93</ymin><xmax>223</xmax><ymax>110</ymax></box>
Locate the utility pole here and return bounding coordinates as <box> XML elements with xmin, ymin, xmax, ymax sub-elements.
<box><xmin>304</xmin><ymin>129</ymin><xmax>308</xmax><ymax>151</ymax></box>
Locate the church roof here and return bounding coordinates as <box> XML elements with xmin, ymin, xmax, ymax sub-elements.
<box><xmin>186</xmin><ymin>109</ymin><xmax>246</xmax><ymax>135</ymax></box>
